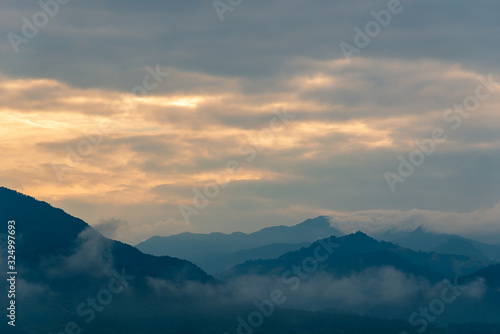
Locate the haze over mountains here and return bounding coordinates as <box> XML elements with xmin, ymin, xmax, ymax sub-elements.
<box><xmin>136</xmin><ymin>216</ymin><xmax>341</xmax><ymax>274</ymax></box>
<box><xmin>374</xmin><ymin>227</ymin><xmax>500</xmax><ymax>261</ymax></box>
<box><xmin>218</xmin><ymin>231</ymin><xmax>490</xmax><ymax>281</ymax></box>
<box><xmin>2</xmin><ymin>187</ymin><xmax>500</xmax><ymax>333</ymax></box>
<box><xmin>137</xmin><ymin>215</ymin><xmax>500</xmax><ymax>275</ymax></box>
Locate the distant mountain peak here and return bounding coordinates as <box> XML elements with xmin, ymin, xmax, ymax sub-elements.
<box><xmin>316</xmin><ymin>231</ymin><xmax>385</xmax><ymax>254</ymax></box>
<box><xmin>297</xmin><ymin>215</ymin><xmax>331</xmax><ymax>226</ymax></box>
<box><xmin>340</xmin><ymin>231</ymin><xmax>374</xmax><ymax>242</ymax></box>
<box><xmin>136</xmin><ymin>215</ymin><xmax>342</xmax><ymax>274</ymax></box>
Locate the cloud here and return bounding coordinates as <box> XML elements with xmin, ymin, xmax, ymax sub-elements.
<box><xmin>15</xmin><ymin>279</ymin><xmax>51</xmax><ymax>301</ymax></box>
<box><xmin>143</xmin><ymin>266</ymin><xmax>491</xmax><ymax>317</ymax></box>
<box><xmin>282</xmin><ymin>267</ymin><xmax>424</xmax><ymax>313</ymax></box>
<box><xmin>2</xmin><ymin>0</ymin><xmax>500</xmax><ymax>88</ymax></box>
<box><xmin>328</xmin><ymin>202</ymin><xmax>500</xmax><ymax>244</ymax></box>
<box><xmin>43</xmin><ymin>227</ymin><xmax>114</xmax><ymax>278</ymax></box>
<box><xmin>94</xmin><ymin>218</ymin><xmax>129</xmax><ymax>239</ymax></box>
<box><xmin>461</xmin><ymin>278</ymin><xmax>487</xmax><ymax>300</ymax></box>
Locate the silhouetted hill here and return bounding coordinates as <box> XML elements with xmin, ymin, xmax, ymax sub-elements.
<box><xmin>0</xmin><ymin>187</ymin><xmax>218</xmax><ymax>333</ymax></box>
<box><xmin>219</xmin><ymin>232</ymin><xmax>491</xmax><ymax>281</ymax></box>
<box><xmin>1</xmin><ymin>187</ymin><xmax>500</xmax><ymax>332</ymax></box>
<box><xmin>219</xmin><ymin>233</ymin><xmax>434</xmax><ymax>280</ymax></box>
<box><xmin>0</xmin><ymin>187</ymin><xmax>212</xmax><ymax>286</ymax></box>
<box><xmin>460</xmin><ymin>264</ymin><xmax>500</xmax><ymax>289</ymax></box>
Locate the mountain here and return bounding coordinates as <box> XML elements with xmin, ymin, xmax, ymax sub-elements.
<box><xmin>472</xmin><ymin>242</ymin><xmax>500</xmax><ymax>262</ymax></box>
<box><xmin>374</xmin><ymin>226</ymin><xmax>500</xmax><ymax>261</ymax></box>
<box><xmin>136</xmin><ymin>215</ymin><xmax>342</xmax><ymax>273</ymax></box>
<box><xmin>0</xmin><ymin>186</ymin><xmax>213</xmax><ymax>333</ymax></box>
<box><xmin>460</xmin><ymin>264</ymin><xmax>500</xmax><ymax>289</ymax></box>
<box><xmin>218</xmin><ymin>232</ymin><xmax>500</xmax><ymax>324</ymax></box>
<box><xmin>432</xmin><ymin>238</ymin><xmax>490</xmax><ymax>261</ymax></box>
<box><xmin>1</xmin><ymin>187</ymin><xmax>500</xmax><ymax>333</ymax></box>
<box><xmin>0</xmin><ymin>187</ymin><xmax>211</xmax><ymax>285</ymax></box>
<box><xmin>195</xmin><ymin>242</ymin><xmax>311</xmax><ymax>274</ymax></box>
<box><xmin>219</xmin><ymin>232</ymin><xmax>491</xmax><ymax>281</ymax></box>
<box><xmin>374</xmin><ymin>226</ymin><xmax>459</xmax><ymax>251</ymax></box>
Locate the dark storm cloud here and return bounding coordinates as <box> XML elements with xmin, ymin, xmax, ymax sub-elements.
<box><xmin>1</xmin><ymin>0</ymin><xmax>499</xmax><ymax>90</ymax></box>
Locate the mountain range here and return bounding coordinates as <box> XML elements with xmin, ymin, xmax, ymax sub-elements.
<box><xmin>2</xmin><ymin>186</ymin><xmax>500</xmax><ymax>333</ymax></box>
<box><xmin>374</xmin><ymin>226</ymin><xmax>500</xmax><ymax>261</ymax></box>
<box><xmin>137</xmin><ymin>215</ymin><xmax>500</xmax><ymax>276</ymax></box>
<box><xmin>136</xmin><ymin>215</ymin><xmax>341</xmax><ymax>274</ymax></box>
<box><xmin>218</xmin><ymin>231</ymin><xmax>491</xmax><ymax>281</ymax></box>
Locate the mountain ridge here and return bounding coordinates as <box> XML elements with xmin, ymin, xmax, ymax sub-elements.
<box><xmin>218</xmin><ymin>231</ymin><xmax>492</xmax><ymax>281</ymax></box>
<box><xmin>0</xmin><ymin>187</ymin><xmax>213</xmax><ymax>285</ymax></box>
<box><xmin>136</xmin><ymin>215</ymin><xmax>342</xmax><ymax>273</ymax></box>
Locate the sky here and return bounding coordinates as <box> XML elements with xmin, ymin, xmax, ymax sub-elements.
<box><xmin>1</xmin><ymin>0</ymin><xmax>500</xmax><ymax>245</ymax></box>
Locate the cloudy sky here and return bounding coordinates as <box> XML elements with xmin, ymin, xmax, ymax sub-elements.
<box><xmin>1</xmin><ymin>0</ymin><xmax>500</xmax><ymax>244</ymax></box>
